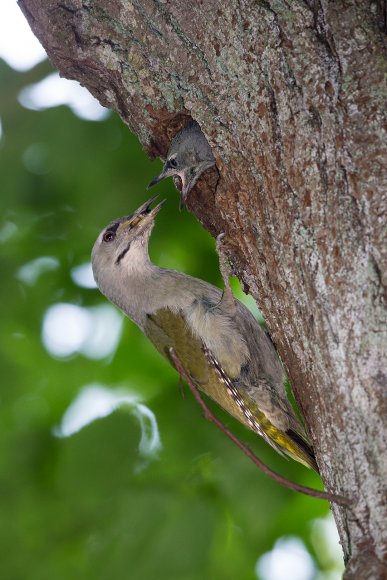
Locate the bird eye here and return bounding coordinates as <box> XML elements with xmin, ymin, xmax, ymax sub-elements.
<box><xmin>169</xmin><ymin>158</ymin><xmax>178</xmax><ymax>168</ymax></box>
<box><xmin>103</xmin><ymin>231</ymin><xmax>115</xmax><ymax>242</ymax></box>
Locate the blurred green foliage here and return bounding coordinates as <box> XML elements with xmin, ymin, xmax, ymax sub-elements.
<box><xmin>0</xmin><ymin>57</ymin><xmax>342</xmax><ymax>580</ymax></box>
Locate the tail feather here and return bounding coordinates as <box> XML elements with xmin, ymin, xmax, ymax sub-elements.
<box><xmin>286</xmin><ymin>429</ymin><xmax>319</xmax><ymax>473</ymax></box>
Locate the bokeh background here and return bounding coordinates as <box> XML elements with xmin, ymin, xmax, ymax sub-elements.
<box><xmin>0</xmin><ymin>3</ymin><xmax>344</xmax><ymax>579</ymax></box>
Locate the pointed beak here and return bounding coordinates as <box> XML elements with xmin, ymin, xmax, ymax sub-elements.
<box><xmin>149</xmin><ymin>169</ymin><xmax>191</xmax><ymax>209</ymax></box>
<box><xmin>134</xmin><ymin>194</ymin><xmax>161</xmax><ymax>216</ymax></box>
<box><xmin>144</xmin><ymin>197</ymin><xmax>166</xmax><ymax>220</ymax></box>
<box><xmin>119</xmin><ymin>195</ymin><xmax>166</xmax><ymax>231</ymax></box>
<box><xmin>147</xmin><ymin>169</ymin><xmax>169</xmax><ymax>189</ymax></box>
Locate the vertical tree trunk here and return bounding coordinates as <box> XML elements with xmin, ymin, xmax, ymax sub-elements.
<box><xmin>19</xmin><ymin>0</ymin><xmax>387</xmax><ymax>575</ymax></box>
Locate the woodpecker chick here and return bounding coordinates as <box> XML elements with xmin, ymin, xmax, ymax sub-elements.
<box><xmin>148</xmin><ymin>120</ymin><xmax>215</xmax><ymax>205</ymax></box>
<box><xmin>91</xmin><ymin>196</ymin><xmax>318</xmax><ymax>471</ymax></box>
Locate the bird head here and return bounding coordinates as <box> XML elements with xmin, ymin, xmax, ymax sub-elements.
<box><xmin>91</xmin><ymin>195</ymin><xmax>165</xmax><ymax>290</ymax></box>
<box><xmin>148</xmin><ymin>120</ymin><xmax>215</xmax><ymax>206</ymax></box>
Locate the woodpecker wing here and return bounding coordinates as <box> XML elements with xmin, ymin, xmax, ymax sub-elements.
<box><xmin>145</xmin><ymin>307</ymin><xmax>281</xmax><ymax>447</ymax></box>
<box><xmin>202</xmin><ymin>344</ymin><xmax>318</xmax><ymax>471</ymax></box>
<box><xmin>145</xmin><ymin>307</ymin><xmax>210</xmax><ymax>385</ymax></box>
<box><xmin>230</xmin><ymin>301</ymin><xmax>318</xmax><ymax>470</ymax></box>
<box><xmin>144</xmin><ymin>306</ymin><xmax>317</xmax><ymax>470</ymax></box>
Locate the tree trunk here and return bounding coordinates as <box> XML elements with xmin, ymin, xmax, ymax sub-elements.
<box><xmin>19</xmin><ymin>0</ymin><xmax>386</xmax><ymax>575</ymax></box>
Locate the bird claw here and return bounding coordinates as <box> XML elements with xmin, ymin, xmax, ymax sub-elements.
<box><xmin>216</xmin><ymin>233</ymin><xmax>235</xmax><ymax>281</ymax></box>
<box><xmin>216</xmin><ymin>232</ymin><xmax>236</xmax><ymax>314</ymax></box>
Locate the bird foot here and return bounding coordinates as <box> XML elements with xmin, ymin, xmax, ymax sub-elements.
<box><xmin>216</xmin><ymin>233</ymin><xmax>236</xmax><ymax>314</ymax></box>
<box><xmin>216</xmin><ymin>233</ymin><xmax>236</xmax><ymax>282</ymax></box>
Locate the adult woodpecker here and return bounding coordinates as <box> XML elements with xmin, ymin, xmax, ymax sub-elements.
<box><xmin>91</xmin><ymin>196</ymin><xmax>318</xmax><ymax>471</ymax></box>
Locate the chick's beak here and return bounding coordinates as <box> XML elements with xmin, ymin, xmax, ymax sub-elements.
<box><xmin>148</xmin><ymin>166</ymin><xmax>190</xmax><ymax>207</ymax></box>
<box><xmin>147</xmin><ymin>168</ymin><xmax>169</xmax><ymax>189</ymax></box>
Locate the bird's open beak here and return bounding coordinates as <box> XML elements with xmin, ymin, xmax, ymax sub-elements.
<box><xmin>148</xmin><ymin>167</ymin><xmax>189</xmax><ymax>207</ymax></box>
<box><xmin>119</xmin><ymin>195</ymin><xmax>166</xmax><ymax>231</ymax></box>
<box><xmin>147</xmin><ymin>169</ymin><xmax>169</xmax><ymax>189</ymax></box>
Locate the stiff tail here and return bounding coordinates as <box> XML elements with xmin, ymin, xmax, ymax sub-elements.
<box><xmin>240</xmin><ymin>404</ymin><xmax>319</xmax><ymax>472</ymax></box>
<box><xmin>285</xmin><ymin>429</ymin><xmax>319</xmax><ymax>473</ymax></box>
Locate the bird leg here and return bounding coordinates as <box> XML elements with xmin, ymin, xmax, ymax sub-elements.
<box><xmin>216</xmin><ymin>233</ymin><xmax>237</xmax><ymax>316</ymax></box>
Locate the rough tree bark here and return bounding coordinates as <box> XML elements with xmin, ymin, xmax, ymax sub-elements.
<box><xmin>19</xmin><ymin>0</ymin><xmax>386</xmax><ymax>576</ymax></box>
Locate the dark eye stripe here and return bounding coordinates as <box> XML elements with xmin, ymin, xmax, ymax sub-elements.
<box><xmin>107</xmin><ymin>221</ymin><xmax>120</xmax><ymax>234</ymax></box>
